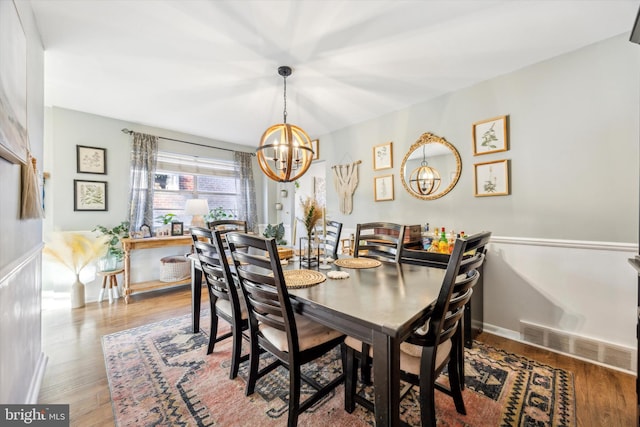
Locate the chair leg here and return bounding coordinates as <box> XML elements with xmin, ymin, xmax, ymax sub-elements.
<box><xmin>288</xmin><ymin>363</ymin><xmax>301</xmax><ymax>427</ymax></box>
<box><xmin>245</xmin><ymin>332</ymin><xmax>260</xmax><ymax>396</ymax></box>
<box><xmin>419</xmin><ymin>348</ymin><xmax>438</xmax><ymax>427</ymax></box>
<box><xmin>360</xmin><ymin>343</ymin><xmax>372</xmax><ymax>385</ymax></box>
<box><xmin>228</xmin><ymin>324</ymin><xmax>243</xmax><ymax>379</ymax></box>
<box><xmin>344</xmin><ymin>345</ymin><xmax>358</xmax><ymax>413</ymax></box>
<box><xmin>448</xmin><ymin>350</ymin><xmax>467</xmax><ymax>415</ymax></box>
<box><xmin>207</xmin><ymin>312</ymin><xmax>219</xmax><ymax>355</ymax></box>
<box><xmin>457</xmin><ymin>323</ymin><xmax>466</xmax><ymax>390</ymax></box>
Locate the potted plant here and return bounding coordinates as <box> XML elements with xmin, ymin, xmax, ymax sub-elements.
<box><xmin>263</xmin><ymin>222</ymin><xmax>287</xmax><ymax>246</ymax></box>
<box><xmin>204</xmin><ymin>206</ymin><xmax>234</xmax><ymax>223</ymax></box>
<box><xmin>156</xmin><ymin>213</ymin><xmax>177</xmax><ymax>225</ymax></box>
<box><xmin>92</xmin><ymin>220</ymin><xmax>130</xmax><ymax>271</ymax></box>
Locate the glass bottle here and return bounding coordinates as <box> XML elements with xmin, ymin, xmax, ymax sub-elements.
<box><xmin>422</xmin><ymin>223</ymin><xmax>431</xmax><ymax>249</ymax></box>
<box><xmin>439</xmin><ymin>227</ymin><xmax>448</xmax><ymax>253</ymax></box>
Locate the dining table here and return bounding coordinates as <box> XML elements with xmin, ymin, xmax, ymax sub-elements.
<box><xmin>189</xmin><ymin>254</ymin><xmax>446</xmax><ymax>427</ymax></box>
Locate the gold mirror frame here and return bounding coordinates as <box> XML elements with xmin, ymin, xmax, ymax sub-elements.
<box><xmin>400</xmin><ymin>132</ymin><xmax>462</xmax><ymax>200</ymax></box>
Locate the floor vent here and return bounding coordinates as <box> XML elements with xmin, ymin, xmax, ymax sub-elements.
<box><xmin>520</xmin><ymin>321</ymin><xmax>635</xmax><ymax>372</ymax></box>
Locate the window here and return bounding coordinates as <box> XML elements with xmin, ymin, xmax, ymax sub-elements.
<box><xmin>153</xmin><ymin>152</ymin><xmax>238</xmax><ymax>226</ymax></box>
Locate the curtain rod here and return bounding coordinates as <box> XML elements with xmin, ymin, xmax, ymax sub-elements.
<box><xmin>121</xmin><ymin>128</ymin><xmax>255</xmax><ymax>156</ymax></box>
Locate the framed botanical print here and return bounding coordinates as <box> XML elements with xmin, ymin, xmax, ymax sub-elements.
<box><xmin>374</xmin><ymin>174</ymin><xmax>394</xmax><ymax>201</ymax></box>
<box><xmin>77</xmin><ymin>145</ymin><xmax>107</xmax><ymax>174</ymax></box>
<box><xmin>373</xmin><ymin>142</ymin><xmax>393</xmax><ymax>170</ymax></box>
<box><xmin>474</xmin><ymin>159</ymin><xmax>510</xmax><ymax>197</ymax></box>
<box><xmin>311</xmin><ymin>139</ymin><xmax>319</xmax><ymax>161</ymax></box>
<box><xmin>472</xmin><ymin>115</ymin><xmax>508</xmax><ymax>156</ymax></box>
<box><xmin>74</xmin><ymin>179</ymin><xmax>108</xmax><ymax>211</ymax></box>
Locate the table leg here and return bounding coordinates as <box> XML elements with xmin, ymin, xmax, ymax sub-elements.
<box><xmin>123</xmin><ymin>245</ymin><xmax>131</xmax><ymax>304</ymax></box>
<box><xmin>191</xmin><ymin>260</ymin><xmax>203</xmax><ymax>333</ymax></box>
<box><xmin>372</xmin><ymin>331</ymin><xmax>401</xmax><ymax>427</ymax></box>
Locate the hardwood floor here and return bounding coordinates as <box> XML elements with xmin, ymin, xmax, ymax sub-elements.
<box><xmin>38</xmin><ymin>285</ymin><xmax>636</xmax><ymax>426</ymax></box>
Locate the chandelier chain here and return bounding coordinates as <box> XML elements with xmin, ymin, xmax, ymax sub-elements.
<box><xmin>282</xmin><ymin>75</ymin><xmax>288</xmax><ymax>124</ymax></box>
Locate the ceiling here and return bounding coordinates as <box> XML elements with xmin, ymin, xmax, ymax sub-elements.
<box><xmin>29</xmin><ymin>0</ymin><xmax>639</xmax><ymax>148</ymax></box>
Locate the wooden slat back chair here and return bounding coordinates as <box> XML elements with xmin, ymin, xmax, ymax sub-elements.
<box><xmin>344</xmin><ymin>236</ymin><xmax>478</xmax><ymax>426</ymax></box>
<box><xmin>190</xmin><ymin>227</ymin><xmax>248</xmax><ymax>379</ymax></box>
<box><xmin>399</xmin><ymin>231</ymin><xmax>491</xmax><ymax>390</ymax></box>
<box><xmin>207</xmin><ymin>219</ymin><xmax>248</xmax><ymax>235</ymax></box>
<box><xmin>353</xmin><ymin>222</ymin><xmax>406</xmax><ymax>263</ymax></box>
<box><xmin>226</xmin><ymin>232</ymin><xmax>346</xmax><ymax>427</ymax></box>
<box><xmin>312</xmin><ymin>220</ymin><xmax>343</xmax><ymax>260</ymax></box>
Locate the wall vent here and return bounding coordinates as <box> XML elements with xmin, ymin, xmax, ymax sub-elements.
<box><xmin>520</xmin><ymin>321</ymin><xmax>635</xmax><ymax>372</ymax></box>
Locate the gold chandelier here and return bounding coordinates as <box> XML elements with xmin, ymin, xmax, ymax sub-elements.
<box><xmin>256</xmin><ymin>66</ymin><xmax>314</xmax><ymax>182</ymax></box>
<box><xmin>409</xmin><ymin>145</ymin><xmax>441</xmax><ymax>195</ymax></box>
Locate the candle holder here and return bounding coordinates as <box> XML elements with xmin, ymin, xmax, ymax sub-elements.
<box><xmin>299</xmin><ymin>236</ymin><xmax>319</xmax><ymax>269</ymax></box>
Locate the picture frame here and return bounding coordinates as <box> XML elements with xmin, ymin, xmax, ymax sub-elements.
<box><xmin>140</xmin><ymin>223</ymin><xmax>151</xmax><ymax>238</ymax></box>
<box><xmin>373</xmin><ymin>142</ymin><xmax>393</xmax><ymax>170</ymax></box>
<box><xmin>311</xmin><ymin>139</ymin><xmax>319</xmax><ymax>161</ymax></box>
<box><xmin>171</xmin><ymin>221</ymin><xmax>184</xmax><ymax>236</ymax></box>
<box><xmin>474</xmin><ymin>159</ymin><xmax>510</xmax><ymax>197</ymax></box>
<box><xmin>472</xmin><ymin>115</ymin><xmax>508</xmax><ymax>156</ymax></box>
<box><xmin>74</xmin><ymin>179</ymin><xmax>108</xmax><ymax>211</ymax></box>
<box><xmin>0</xmin><ymin>0</ymin><xmax>28</xmax><ymax>165</ymax></box>
<box><xmin>374</xmin><ymin>174</ymin><xmax>394</xmax><ymax>201</ymax></box>
<box><xmin>77</xmin><ymin>145</ymin><xmax>107</xmax><ymax>174</ymax></box>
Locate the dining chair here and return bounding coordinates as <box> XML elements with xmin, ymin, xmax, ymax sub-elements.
<box><xmin>400</xmin><ymin>231</ymin><xmax>491</xmax><ymax>389</ymax></box>
<box><xmin>313</xmin><ymin>220</ymin><xmax>343</xmax><ymax>260</ymax></box>
<box><xmin>353</xmin><ymin>222</ymin><xmax>406</xmax><ymax>263</ymax></box>
<box><xmin>226</xmin><ymin>232</ymin><xmax>346</xmax><ymax>427</ymax></box>
<box><xmin>344</xmin><ymin>234</ymin><xmax>479</xmax><ymax>426</ymax></box>
<box><xmin>190</xmin><ymin>227</ymin><xmax>248</xmax><ymax>379</ymax></box>
<box><xmin>207</xmin><ymin>219</ymin><xmax>248</xmax><ymax>235</ymax></box>
<box><xmin>351</xmin><ymin>222</ymin><xmax>406</xmax><ymax>383</ymax></box>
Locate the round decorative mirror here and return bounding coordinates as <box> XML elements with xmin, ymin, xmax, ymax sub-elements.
<box><xmin>400</xmin><ymin>132</ymin><xmax>461</xmax><ymax>200</ymax></box>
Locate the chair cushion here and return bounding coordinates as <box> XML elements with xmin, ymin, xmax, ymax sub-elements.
<box><xmin>399</xmin><ymin>339</ymin><xmax>452</xmax><ymax>376</ymax></box>
<box><xmin>344</xmin><ymin>336</ymin><xmax>373</xmax><ymax>357</ymax></box>
<box><xmin>215</xmin><ymin>296</ymin><xmax>248</xmax><ymax>320</ymax></box>
<box><xmin>260</xmin><ymin>314</ymin><xmax>343</xmax><ymax>352</ymax></box>
<box><xmin>345</xmin><ymin>335</ymin><xmax>452</xmax><ymax>376</ymax></box>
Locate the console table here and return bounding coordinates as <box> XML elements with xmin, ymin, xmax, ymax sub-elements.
<box><xmin>121</xmin><ymin>235</ymin><xmax>193</xmax><ymax>303</ymax></box>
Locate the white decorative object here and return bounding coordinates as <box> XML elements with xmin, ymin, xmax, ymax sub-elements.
<box><xmin>327</xmin><ymin>271</ymin><xmax>350</xmax><ymax>279</ymax></box>
<box><xmin>332</xmin><ymin>161</ymin><xmax>361</xmax><ymax>215</ymax></box>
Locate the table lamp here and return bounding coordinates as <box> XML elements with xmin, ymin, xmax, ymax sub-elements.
<box><xmin>184</xmin><ymin>199</ymin><xmax>210</xmax><ymax>229</ymax></box>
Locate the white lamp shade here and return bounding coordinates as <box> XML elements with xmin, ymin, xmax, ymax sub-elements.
<box><xmin>185</xmin><ymin>199</ymin><xmax>210</xmax><ymax>229</ymax></box>
<box><xmin>184</xmin><ymin>199</ymin><xmax>210</xmax><ymax>215</ymax></box>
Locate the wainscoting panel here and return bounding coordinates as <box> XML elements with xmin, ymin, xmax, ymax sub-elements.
<box><xmin>0</xmin><ymin>246</ymin><xmax>46</xmax><ymax>403</ymax></box>
<box><xmin>483</xmin><ymin>236</ymin><xmax>637</xmax><ymax>372</ymax></box>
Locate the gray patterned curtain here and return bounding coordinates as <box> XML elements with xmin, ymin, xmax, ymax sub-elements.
<box><xmin>128</xmin><ymin>132</ymin><xmax>158</xmax><ymax>233</ymax></box>
<box><xmin>234</xmin><ymin>151</ymin><xmax>257</xmax><ymax>233</ymax></box>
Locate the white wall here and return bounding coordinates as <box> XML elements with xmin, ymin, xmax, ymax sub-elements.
<box><xmin>317</xmin><ymin>34</ymin><xmax>640</xmax><ymax>368</ymax></box>
<box><xmin>0</xmin><ymin>1</ymin><xmax>46</xmax><ymax>403</ymax></box>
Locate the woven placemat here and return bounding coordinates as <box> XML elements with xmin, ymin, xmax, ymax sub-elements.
<box><xmin>334</xmin><ymin>258</ymin><xmax>382</xmax><ymax>269</ymax></box>
<box><xmin>282</xmin><ymin>269</ymin><xmax>326</xmax><ymax>289</ymax></box>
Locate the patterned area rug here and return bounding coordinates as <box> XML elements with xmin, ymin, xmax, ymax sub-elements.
<box><xmin>102</xmin><ymin>313</ymin><xmax>575</xmax><ymax>426</ymax></box>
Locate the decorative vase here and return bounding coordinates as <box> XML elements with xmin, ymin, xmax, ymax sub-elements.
<box><xmin>98</xmin><ymin>254</ymin><xmax>118</xmax><ymax>272</ymax></box>
<box><xmin>71</xmin><ymin>273</ymin><xmax>85</xmax><ymax>309</ymax></box>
